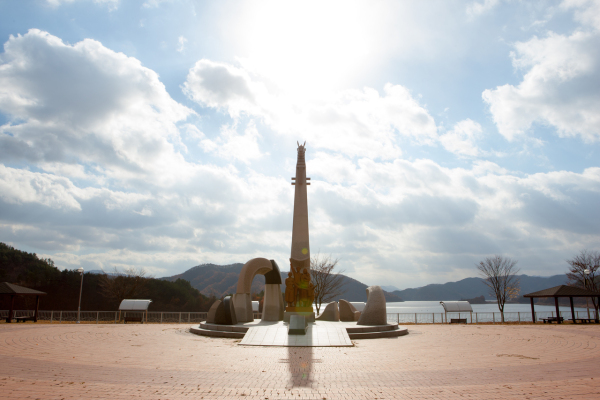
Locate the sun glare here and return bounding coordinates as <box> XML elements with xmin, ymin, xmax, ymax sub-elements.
<box><xmin>229</xmin><ymin>1</ymin><xmax>376</xmax><ymax>98</ymax></box>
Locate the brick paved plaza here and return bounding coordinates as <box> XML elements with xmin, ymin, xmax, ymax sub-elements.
<box><xmin>1</xmin><ymin>323</ymin><xmax>599</xmax><ymax>399</ymax></box>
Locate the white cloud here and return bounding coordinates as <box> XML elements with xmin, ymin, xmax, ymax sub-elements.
<box><xmin>483</xmin><ymin>1</ymin><xmax>600</xmax><ymax>142</ymax></box>
<box><xmin>440</xmin><ymin>119</ymin><xmax>483</xmax><ymax>157</ymax></box>
<box><xmin>0</xmin><ymin>165</ymin><xmax>82</xmax><ymax>210</ymax></box>
<box><xmin>466</xmin><ymin>0</ymin><xmax>501</xmax><ymax>18</ymax></box>
<box><xmin>177</xmin><ymin>36</ymin><xmax>187</xmax><ymax>53</ymax></box>
<box><xmin>0</xmin><ymin>29</ymin><xmax>194</xmax><ymax>186</ymax></box>
<box><xmin>199</xmin><ymin>121</ymin><xmax>264</xmax><ymax>164</ymax></box>
<box><xmin>184</xmin><ymin>60</ymin><xmax>438</xmax><ymax>159</ymax></box>
<box><xmin>46</xmin><ymin>0</ymin><xmax>119</xmax><ymax>10</ymax></box>
<box><xmin>562</xmin><ymin>0</ymin><xmax>600</xmax><ymax>30</ymax></box>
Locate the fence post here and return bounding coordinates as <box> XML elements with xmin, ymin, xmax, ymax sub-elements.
<box><xmin>179</xmin><ymin>312</ymin><xmax>181</xmax><ymax>323</ymax></box>
<box><xmin>432</xmin><ymin>313</ymin><xmax>435</xmax><ymax>324</ymax></box>
<box><xmin>114</xmin><ymin>311</ymin><xmax>117</xmax><ymax>324</ymax></box>
<box><xmin>188</xmin><ymin>313</ymin><xmax>190</xmax><ymax>323</ymax></box>
<box><xmin>476</xmin><ymin>312</ymin><xmax>478</xmax><ymax>324</ymax></box>
<box><xmin>50</xmin><ymin>311</ymin><xmax>54</xmax><ymax>323</ymax></box>
<box><xmin>96</xmin><ymin>311</ymin><xmax>99</xmax><ymax>324</ymax></box>
<box><xmin>397</xmin><ymin>313</ymin><xmax>399</xmax><ymax>324</ymax></box>
<box><xmin>493</xmin><ymin>313</ymin><xmax>495</xmax><ymax>324</ymax></box>
<box><xmin>160</xmin><ymin>312</ymin><xmax>163</xmax><ymax>324</ymax></box>
<box><xmin>518</xmin><ymin>312</ymin><xmax>520</xmax><ymax>323</ymax></box>
<box><xmin>59</xmin><ymin>311</ymin><xmax>62</xmax><ymax>323</ymax></box>
<box><xmin>470</xmin><ymin>312</ymin><xmax>472</xmax><ymax>324</ymax></box>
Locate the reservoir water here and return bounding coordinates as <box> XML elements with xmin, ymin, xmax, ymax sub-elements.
<box><xmin>385</xmin><ymin>301</ymin><xmax>588</xmax><ymax>314</ymax></box>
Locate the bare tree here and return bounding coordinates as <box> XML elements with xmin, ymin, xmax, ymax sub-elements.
<box><xmin>476</xmin><ymin>255</ymin><xmax>520</xmax><ymax>323</ymax></box>
<box><xmin>310</xmin><ymin>253</ymin><xmax>346</xmax><ymax>314</ymax></box>
<box><xmin>566</xmin><ymin>250</ymin><xmax>600</xmax><ymax>315</ymax></box>
<box><xmin>99</xmin><ymin>267</ymin><xmax>150</xmax><ymax>305</ymax></box>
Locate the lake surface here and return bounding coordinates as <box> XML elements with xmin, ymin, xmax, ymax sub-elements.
<box><xmin>385</xmin><ymin>301</ymin><xmax>588</xmax><ymax>314</ymax></box>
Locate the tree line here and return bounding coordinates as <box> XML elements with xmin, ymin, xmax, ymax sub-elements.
<box><xmin>0</xmin><ymin>243</ymin><xmax>216</xmax><ymax>312</ymax></box>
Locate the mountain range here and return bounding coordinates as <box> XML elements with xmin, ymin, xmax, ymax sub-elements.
<box><xmin>162</xmin><ymin>263</ymin><xmax>569</xmax><ymax>303</ymax></box>
<box><xmin>388</xmin><ymin>274</ymin><xmax>568</xmax><ymax>301</ymax></box>
<box><xmin>161</xmin><ymin>263</ymin><xmax>403</xmax><ymax>302</ymax></box>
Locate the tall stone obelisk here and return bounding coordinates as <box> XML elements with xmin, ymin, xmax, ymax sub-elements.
<box><xmin>284</xmin><ymin>142</ymin><xmax>315</xmax><ymax>322</ymax></box>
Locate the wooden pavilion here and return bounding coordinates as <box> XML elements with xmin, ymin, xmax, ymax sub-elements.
<box><xmin>1</xmin><ymin>282</ymin><xmax>47</xmax><ymax>323</ymax></box>
<box><xmin>523</xmin><ymin>285</ymin><xmax>600</xmax><ymax>324</ymax></box>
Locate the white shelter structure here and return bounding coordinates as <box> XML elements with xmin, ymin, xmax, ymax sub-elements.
<box><xmin>439</xmin><ymin>301</ymin><xmax>473</xmax><ymax>323</ymax></box>
<box><xmin>118</xmin><ymin>299</ymin><xmax>152</xmax><ymax>323</ymax></box>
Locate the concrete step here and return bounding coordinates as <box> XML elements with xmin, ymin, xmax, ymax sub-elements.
<box><xmin>199</xmin><ymin>322</ymin><xmax>249</xmax><ymax>333</ymax></box>
<box><xmin>190</xmin><ymin>326</ymin><xmax>245</xmax><ymax>339</ymax></box>
<box><xmin>345</xmin><ymin>323</ymin><xmax>399</xmax><ymax>333</ymax></box>
<box><xmin>348</xmin><ymin>327</ymin><xmax>408</xmax><ymax>339</ymax></box>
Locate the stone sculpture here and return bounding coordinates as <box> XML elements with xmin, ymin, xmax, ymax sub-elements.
<box><xmin>339</xmin><ymin>299</ymin><xmax>361</xmax><ymax>322</ymax></box>
<box><xmin>207</xmin><ymin>296</ymin><xmax>237</xmax><ymax>325</ymax></box>
<box><xmin>357</xmin><ymin>286</ymin><xmax>387</xmax><ymax>326</ymax></box>
<box><xmin>206</xmin><ymin>300</ymin><xmax>221</xmax><ymax>323</ymax></box>
<box><xmin>315</xmin><ymin>301</ymin><xmax>340</xmax><ymax>321</ymax></box>
<box><xmin>262</xmin><ymin>262</ymin><xmax>285</xmax><ymax>321</ymax></box>
<box><xmin>232</xmin><ymin>258</ymin><xmax>284</xmax><ymax>322</ymax></box>
<box><xmin>284</xmin><ymin>142</ymin><xmax>316</xmax><ymax>322</ymax></box>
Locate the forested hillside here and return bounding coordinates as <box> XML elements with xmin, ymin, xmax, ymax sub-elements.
<box><xmin>0</xmin><ymin>243</ymin><xmax>214</xmax><ymax>312</ymax></box>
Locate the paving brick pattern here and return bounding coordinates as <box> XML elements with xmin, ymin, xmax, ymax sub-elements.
<box><xmin>1</xmin><ymin>323</ymin><xmax>599</xmax><ymax>399</ymax></box>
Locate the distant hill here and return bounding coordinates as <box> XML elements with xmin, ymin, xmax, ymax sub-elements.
<box><xmin>391</xmin><ymin>274</ymin><xmax>568</xmax><ymax>301</ymax></box>
<box><xmin>161</xmin><ymin>263</ymin><xmax>403</xmax><ymax>302</ymax></box>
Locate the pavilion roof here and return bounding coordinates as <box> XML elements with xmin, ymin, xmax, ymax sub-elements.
<box><xmin>523</xmin><ymin>285</ymin><xmax>600</xmax><ymax>298</ymax></box>
<box><xmin>0</xmin><ymin>282</ymin><xmax>47</xmax><ymax>295</ymax></box>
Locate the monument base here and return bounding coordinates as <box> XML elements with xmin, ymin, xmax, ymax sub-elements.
<box><xmin>284</xmin><ymin>311</ymin><xmax>315</xmax><ymax>323</ymax></box>
<box><xmin>285</xmin><ymin>306</ymin><xmax>314</xmax><ymax>313</ymax></box>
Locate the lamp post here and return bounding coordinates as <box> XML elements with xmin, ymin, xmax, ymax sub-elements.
<box><xmin>77</xmin><ymin>267</ymin><xmax>84</xmax><ymax>324</ymax></box>
<box><xmin>584</xmin><ymin>269</ymin><xmax>590</xmax><ymax>319</ymax></box>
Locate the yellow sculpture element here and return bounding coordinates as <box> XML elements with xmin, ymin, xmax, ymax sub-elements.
<box><xmin>285</xmin><ymin>259</ymin><xmax>315</xmax><ymax>311</ymax></box>
<box><xmin>284</xmin><ymin>272</ymin><xmax>296</xmax><ymax>307</ymax></box>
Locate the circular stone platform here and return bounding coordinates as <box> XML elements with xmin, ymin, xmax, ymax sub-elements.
<box><xmin>190</xmin><ymin>320</ymin><xmax>408</xmax><ymax>346</ymax></box>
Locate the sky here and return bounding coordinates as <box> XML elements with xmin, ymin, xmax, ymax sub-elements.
<box><xmin>0</xmin><ymin>0</ymin><xmax>599</xmax><ymax>290</ymax></box>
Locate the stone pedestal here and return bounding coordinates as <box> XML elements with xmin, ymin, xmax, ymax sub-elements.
<box><xmin>284</xmin><ymin>311</ymin><xmax>315</xmax><ymax>323</ymax></box>
<box><xmin>288</xmin><ymin>315</ymin><xmax>308</xmax><ymax>335</ymax></box>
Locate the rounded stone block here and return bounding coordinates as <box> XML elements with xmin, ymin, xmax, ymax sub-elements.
<box><xmin>357</xmin><ymin>286</ymin><xmax>387</xmax><ymax>326</ymax></box>
<box><xmin>206</xmin><ymin>300</ymin><xmax>221</xmax><ymax>323</ymax></box>
<box><xmin>316</xmin><ymin>302</ymin><xmax>340</xmax><ymax>321</ymax></box>
<box><xmin>207</xmin><ymin>296</ymin><xmax>237</xmax><ymax>325</ymax></box>
<box><xmin>339</xmin><ymin>299</ymin><xmax>361</xmax><ymax>322</ymax></box>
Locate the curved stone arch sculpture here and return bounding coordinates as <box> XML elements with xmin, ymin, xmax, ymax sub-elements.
<box><xmin>236</xmin><ymin>258</ymin><xmax>282</xmax><ymax>294</ymax></box>
<box><xmin>232</xmin><ymin>258</ymin><xmax>284</xmax><ymax>322</ymax></box>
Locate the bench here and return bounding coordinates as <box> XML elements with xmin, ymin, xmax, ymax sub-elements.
<box><xmin>542</xmin><ymin>317</ymin><xmax>564</xmax><ymax>323</ymax></box>
<box><xmin>450</xmin><ymin>318</ymin><xmax>467</xmax><ymax>324</ymax></box>
<box><xmin>14</xmin><ymin>316</ymin><xmax>36</xmax><ymax>323</ymax></box>
<box><xmin>572</xmin><ymin>318</ymin><xmax>599</xmax><ymax>324</ymax></box>
<box><xmin>123</xmin><ymin>316</ymin><xmax>143</xmax><ymax>324</ymax></box>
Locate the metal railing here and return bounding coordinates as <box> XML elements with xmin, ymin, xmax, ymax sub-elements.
<box><xmin>0</xmin><ymin>310</ymin><xmax>207</xmax><ymax>323</ymax></box>
<box><xmin>386</xmin><ymin>310</ymin><xmax>599</xmax><ymax>324</ymax></box>
<box><xmin>2</xmin><ymin>310</ymin><xmax>597</xmax><ymax>324</ymax></box>
<box><xmin>0</xmin><ymin>310</ymin><xmax>265</xmax><ymax>323</ymax></box>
